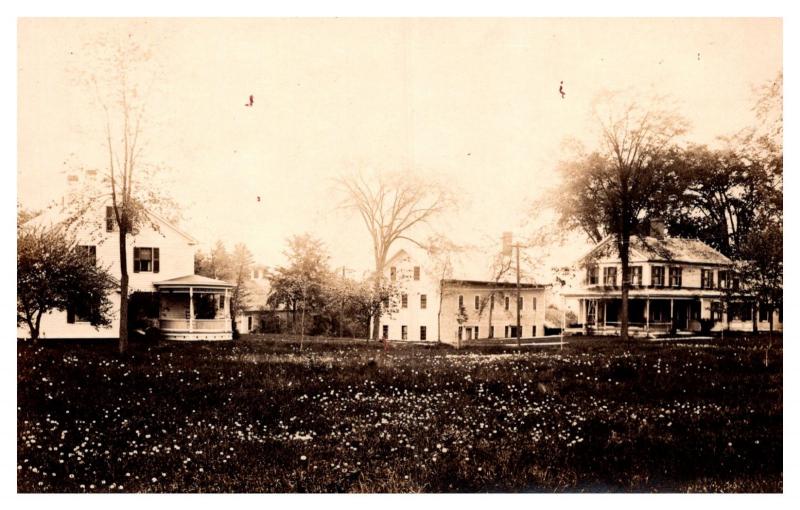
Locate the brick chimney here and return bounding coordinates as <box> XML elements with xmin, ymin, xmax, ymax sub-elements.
<box><xmin>649</xmin><ymin>218</ymin><xmax>667</xmax><ymax>239</ymax></box>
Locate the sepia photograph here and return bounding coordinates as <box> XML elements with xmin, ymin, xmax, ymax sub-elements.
<box><xmin>13</xmin><ymin>12</ymin><xmax>785</xmax><ymax>495</ymax></box>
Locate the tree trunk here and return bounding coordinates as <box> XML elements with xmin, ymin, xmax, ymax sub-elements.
<box><xmin>619</xmin><ymin>232</ymin><xmax>630</xmax><ymax>341</ymax></box>
<box><xmin>752</xmin><ymin>302</ymin><xmax>759</xmax><ymax>333</ymax></box>
<box><xmin>118</xmin><ymin>228</ymin><xmax>129</xmax><ymax>354</ymax></box>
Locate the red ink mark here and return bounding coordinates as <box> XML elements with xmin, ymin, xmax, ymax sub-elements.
<box><xmin>559</xmin><ymin>81</ymin><xmax>566</xmax><ymax>99</ymax></box>
<box><xmin>245</xmin><ymin>95</ymin><xmax>254</xmax><ymax>107</ymax></box>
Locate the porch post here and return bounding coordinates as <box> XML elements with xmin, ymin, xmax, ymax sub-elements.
<box><xmin>224</xmin><ymin>288</ymin><xmax>229</xmax><ymax>319</ymax></box>
<box><xmin>669</xmin><ymin>298</ymin><xmax>674</xmax><ymax>331</ymax></box>
<box><xmin>189</xmin><ymin>287</ymin><xmax>194</xmax><ymax>333</ymax></box>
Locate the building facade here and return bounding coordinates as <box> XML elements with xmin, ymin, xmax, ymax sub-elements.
<box><xmin>374</xmin><ymin>249</ymin><xmax>547</xmax><ymax>345</ymax></box>
<box><xmin>562</xmin><ymin>230</ymin><xmax>782</xmax><ymax>336</ymax></box>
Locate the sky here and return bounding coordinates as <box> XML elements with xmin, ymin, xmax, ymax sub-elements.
<box><xmin>17</xmin><ymin>18</ymin><xmax>782</xmax><ymax>279</ymax></box>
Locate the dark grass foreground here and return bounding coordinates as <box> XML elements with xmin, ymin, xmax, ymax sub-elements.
<box><xmin>17</xmin><ymin>334</ymin><xmax>782</xmax><ymax>493</ymax></box>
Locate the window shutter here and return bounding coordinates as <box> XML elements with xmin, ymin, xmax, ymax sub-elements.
<box><xmin>133</xmin><ymin>247</ymin><xmax>140</xmax><ymax>273</ymax></box>
<box><xmin>153</xmin><ymin>248</ymin><xmax>160</xmax><ymax>273</ymax></box>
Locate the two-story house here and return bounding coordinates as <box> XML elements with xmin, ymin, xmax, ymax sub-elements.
<box><xmin>18</xmin><ymin>171</ymin><xmax>235</xmax><ymax>341</ymax></box>
<box><xmin>562</xmin><ymin>222</ymin><xmax>782</xmax><ymax>335</ymax></box>
<box><xmin>373</xmin><ymin>249</ymin><xmax>547</xmax><ymax>345</ymax></box>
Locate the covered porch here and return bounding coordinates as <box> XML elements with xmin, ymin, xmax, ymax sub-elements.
<box><xmin>154</xmin><ymin>275</ymin><xmax>235</xmax><ymax>341</ymax></box>
<box><xmin>577</xmin><ymin>296</ymin><xmax>704</xmax><ymax>337</ymax></box>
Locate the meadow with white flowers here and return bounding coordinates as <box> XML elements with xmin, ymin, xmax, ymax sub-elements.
<box><xmin>17</xmin><ymin>334</ymin><xmax>782</xmax><ymax>492</ymax></box>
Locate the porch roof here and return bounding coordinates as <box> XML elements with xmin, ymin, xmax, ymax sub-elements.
<box><xmin>153</xmin><ymin>274</ymin><xmax>235</xmax><ymax>289</ymax></box>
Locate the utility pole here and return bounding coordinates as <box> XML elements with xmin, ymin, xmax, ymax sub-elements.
<box><xmin>515</xmin><ymin>243</ymin><xmax>521</xmax><ymax>348</ymax></box>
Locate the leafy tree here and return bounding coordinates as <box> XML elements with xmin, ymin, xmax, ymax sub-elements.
<box><xmin>337</xmin><ymin>171</ymin><xmax>450</xmax><ymax>340</ymax></box>
<box><xmin>267</xmin><ymin>234</ymin><xmax>332</xmax><ymax>336</ymax></box>
<box><xmin>18</xmin><ymin>226</ymin><xmax>116</xmax><ymax>341</ymax></box>
<box><xmin>229</xmin><ymin>243</ymin><xmax>254</xmax><ymax>336</ymax></box>
<box><xmin>555</xmin><ymin>92</ymin><xmax>687</xmax><ymax>340</ymax></box>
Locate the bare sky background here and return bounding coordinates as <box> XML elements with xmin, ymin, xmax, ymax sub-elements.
<box><xmin>17</xmin><ymin>18</ymin><xmax>782</xmax><ymax>278</ymax></box>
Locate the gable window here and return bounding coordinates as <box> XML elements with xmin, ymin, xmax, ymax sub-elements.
<box><xmin>474</xmin><ymin>295</ymin><xmax>480</xmax><ymax>310</ymax></box>
<box><xmin>701</xmin><ymin>269</ymin><xmax>714</xmax><ymax>289</ymax></box>
<box><xmin>133</xmin><ymin>247</ymin><xmax>160</xmax><ymax>273</ymax></box>
<box><xmin>401</xmin><ymin>325</ymin><xmax>408</xmax><ymax>340</ymax></box>
<box><xmin>78</xmin><ymin>245</ymin><xmax>97</xmax><ymax>266</ymax></box>
<box><xmin>630</xmin><ymin>266</ymin><xmax>643</xmax><ymax>287</ymax></box>
<box><xmin>603</xmin><ymin>267</ymin><xmax>617</xmax><ymax>286</ymax></box>
<box><xmin>105</xmin><ymin>206</ymin><xmax>115</xmax><ymax>232</ymax></box>
<box><xmin>420</xmin><ymin>326</ymin><xmax>427</xmax><ymax>341</ymax></box>
<box><xmin>587</xmin><ymin>265</ymin><xmax>599</xmax><ymax>285</ymax></box>
<box><xmin>413</xmin><ymin>266</ymin><xmax>420</xmax><ymax>281</ymax></box>
<box><xmin>669</xmin><ymin>267</ymin><xmax>682</xmax><ymax>288</ymax></box>
<box><xmin>420</xmin><ymin>294</ymin><xmax>427</xmax><ymax>309</ymax></box>
<box><xmin>401</xmin><ymin>293</ymin><xmax>408</xmax><ymax>308</ymax></box>
<box><xmin>652</xmin><ymin>266</ymin><xmax>665</xmax><ymax>287</ymax></box>
<box><xmin>504</xmin><ymin>296</ymin><xmax>510</xmax><ymax>311</ymax></box>
<box><xmin>390</xmin><ymin>267</ymin><xmax>397</xmax><ymax>281</ymax></box>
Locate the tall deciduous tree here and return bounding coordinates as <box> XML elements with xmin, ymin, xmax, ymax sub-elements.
<box><xmin>555</xmin><ymin>92</ymin><xmax>687</xmax><ymax>340</ymax></box>
<box><xmin>337</xmin><ymin>171</ymin><xmax>449</xmax><ymax>340</ymax></box>
<box><xmin>18</xmin><ymin>226</ymin><xmax>116</xmax><ymax>341</ymax></box>
<box><xmin>64</xmin><ymin>30</ymin><xmax>176</xmax><ymax>353</ymax></box>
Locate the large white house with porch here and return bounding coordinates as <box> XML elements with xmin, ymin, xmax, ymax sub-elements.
<box><xmin>18</xmin><ymin>172</ymin><xmax>235</xmax><ymax>341</ymax></box>
<box><xmin>562</xmin><ymin>224</ymin><xmax>782</xmax><ymax>336</ymax></box>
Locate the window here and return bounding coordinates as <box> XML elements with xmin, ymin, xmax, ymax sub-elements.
<box><xmin>401</xmin><ymin>294</ymin><xmax>408</xmax><ymax>308</ymax></box>
<box><xmin>218</xmin><ymin>295</ymin><xmax>224</xmax><ymax>310</ymax></box>
<box><xmin>759</xmin><ymin>304</ymin><xmax>769</xmax><ymax>322</ymax></box>
<box><xmin>475</xmin><ymin>326</ymin><xmax>479</xmax><ymax>339</ymax></box>
<box><xmin>474</xmin><ymin>295</ymin><xmax>480</xmax><ymax>310</ymax></box>
<box><xmin>382</xmin><ymin>325</ymin><xmax>388</xmax><ymax>340</ymax></box>
<box><xmin>133</xmin><ymin>247</ymin><xmax>160</xmax><ymax>273</ymax></box>
<box><xmin>630</xmin><ymin>266</ymin><xmax>643</xmax><ymax>287</ymax></box>
<box><xmin>603</xmin><ymin>267</ymin><xmax>617</xmax><ymax>286</ymax></box>
<box><xmin>420</xmin><ymin>294</ymin><xmax>427</xmax><ymax>309</ymax></box>
<box><xmin>247</xmin><ymin>316</ymin><xmax>253</xmax><ymax>331</ymax></box>
<box><xmin>420</xmin><ymin>326</ymin><xmax>427</xmax><ymax>341</ymax></box>
<box><xmin>489</xmin><ymin>325</ymin><xmax>494</xmax><ymax>338</ymax></box>
<box><xmin>458</xmin><ymin>326</ymin><xmax>463</xmax><ymax>340</ymax></box>
<box><xmin>532</xmin><ymin>297</ymin><xmax>537</xmax><ymax>310</ymax></box>
<box><xmin>401</xmin><ymin>325</ymin><xmax>408</xmax><ymax>340</ymax></box>
<box><xmin>413</xmin><ymin>266</ymin><xmax>420</xmax><ymax>280</ymax></box>
<box><xmin>78</xmin><ymin>245</ymin><xmax>97</xmax><ymax>266</ymax></box>
<box><xmin>652</xmin><ymin>266</ymin><xmax>665</xmax><ymax>287</ymax></box>
<box><xmin>669</xmin><ymin>267</ymin><xmax>682</xmax><ymax>288</ymax></box>
<box><xmin>701</xmin><ymin>269</ymin><xmax>714</xmax><ymax>289</ymax></box>
<box><xmin>504</xmin><ymin>325</ymin><xmax>509</xmax><ymax>337</ymax></box>
<box><xmin>532</xmin><ymin>325</ymin><xmax>537</xmax><ymax>337</ymax></box>
<box><xmin>458</xmin><ymin>295</ymin><xmax>464</xmax><ymax>308</ymax></box>
<box><xmin>711</xmin><ymin>301</ymin><xmax>723</xmax><ymax>321</ymax></box>
<box><xmin>587</xmin><ymin>265</ymin><xmax>599</xmax><ymax>285</ymax></box>
<box><xmin>390</xmin><ymin>267</ymin><xmax>397</xmax><ymax>281</ymax></box>
<box><xmin>505</xmin><ymin>296</ymin><xmax>510</xmax><ymax>310</ymax></box>
<box><xmin>105</xmin><ymin>206</ymin><xmax>115</xmax><ymax>232</ymax></box>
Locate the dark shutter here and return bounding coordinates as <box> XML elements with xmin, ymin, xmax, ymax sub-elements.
<box><xmin>133</xmin><ymin>247</ymin><xmax>140</xmax><ymax>273</ymax></box>
<box><xmin>67</xmin><ymin>307</ymin><xmax>75</xmax><ymax>324</ymax></box>
<box><xmin>153</xmin><ymin>248</ymin><xmax>160</xmax><ymax>273</ymax></box>
<box><xmin>106</xmin><ymin>206</ymin><xmax>114</xmax><ymax>232</ymax></box>
<box><xmin>89</xmin><ymin>246</ymin><xmax>96</xmax><ymax>266</ymax></box>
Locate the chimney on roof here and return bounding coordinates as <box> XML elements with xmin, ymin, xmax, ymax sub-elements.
<box><xmin>649</xmin><ymin>218</ymin><xmax>667</xmax><ymax>239</ymax></box>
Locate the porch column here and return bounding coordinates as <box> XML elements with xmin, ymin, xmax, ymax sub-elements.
<box><xmin>669</xmin><ymin>298</ymin><xmax>674</xmax><ymax>330</ymax></box>
<box><xmin>189</xmin><ymin>287</ymin><xmax>194</xmax><ymax>333</ymax></box>
<box><xmin>224</xmin><ymin>288</ymin><xmax>230</xmax><ymax>319</ymax></box>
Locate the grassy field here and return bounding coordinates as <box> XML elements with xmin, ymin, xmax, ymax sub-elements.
<box><xmin>17</xmin><ymin>334</ymin><xmax>782</xmax><ymax>493</ymax></box>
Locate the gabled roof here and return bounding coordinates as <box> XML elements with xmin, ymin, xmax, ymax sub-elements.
<box><xmin>23</xmin><ymin>204</ymin><xmax>198</xmax><ymax>245</ymax></box>
<box><xmin>578</xmin><ymin>235</ymin><xmax>732</xmax><ymax>266</ymax></box>
<box><xmin>154</xmin><ymin>274</ymin><xmax>234</xmax><ymax>288</ymax></box>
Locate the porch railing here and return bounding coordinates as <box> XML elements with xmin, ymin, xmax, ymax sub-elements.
<box><xmin>160</xmin><ymin>318</ymin><xmax>231</xmax><ymax>332</ymax></box>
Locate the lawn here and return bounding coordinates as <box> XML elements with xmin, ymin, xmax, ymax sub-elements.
<box><xmin>17</xmin><ymin>334</ymin><xmax>782</xmax><ymax>493</ymax></box>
